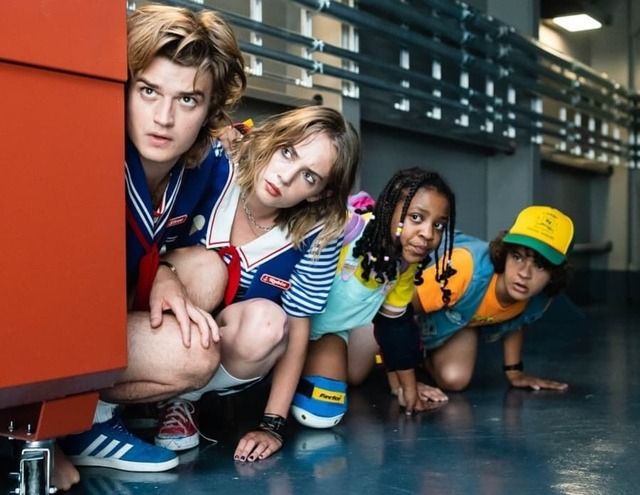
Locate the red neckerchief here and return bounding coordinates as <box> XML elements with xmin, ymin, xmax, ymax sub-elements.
<box><xmin>217</xmin><ymin>245</ymin><xmax>241</xmax><ymax>306</ymax></box>
<box><xmin>126</xmin><ymin>207</ymin><xmax>159</xmax><ymax>311</ymax></box>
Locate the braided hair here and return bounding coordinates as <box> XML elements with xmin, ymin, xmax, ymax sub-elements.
<box><xmin>353</xmin><ymin>168</ymin><xmax>457</xmax><ymax>307</ymax></box>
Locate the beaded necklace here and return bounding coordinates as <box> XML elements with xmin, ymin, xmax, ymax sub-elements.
<box><xmin>241</xmin><ymin>192</ymin><xmax>274</xmax><ymax>233</ymax></box>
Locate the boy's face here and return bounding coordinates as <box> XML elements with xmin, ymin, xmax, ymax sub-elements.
<box><xmin>497</xmin><ymin>245</ymin><xmax>551</xmax><ymax>304</ymax></box>
<box><xmin>127</xmin><ymin>56</ymin><xmax>213</xmax><ymax>172</ymax></box>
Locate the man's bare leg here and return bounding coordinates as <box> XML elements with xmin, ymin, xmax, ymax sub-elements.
<box><xmin>426</xmin><ymin>326</ymin><xmax>478</xmax><ymax>391</ymax></box>
<box><xmin>103</xmin><ymin>312</ymin><xmax>221</xmax><ymax>403</ymax></box>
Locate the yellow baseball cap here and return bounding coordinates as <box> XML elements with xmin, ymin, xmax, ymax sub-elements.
<box><xmin>503</xmin><ymin>206</ymin><xmax>574</xmax><ymax>265</ymax></box>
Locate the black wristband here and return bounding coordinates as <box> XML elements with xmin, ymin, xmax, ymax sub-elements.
<box><xmin>258</xmin><ymin>414</ymin><xmax>286</xmax><ymax>444</ymax></box>
<box><xmin>373</xmin><ymin>306</ymin><xmax>421</xmax><ymax>371</ymax></box>
<box><xmin>503</xmin><ymin>361</ymin><xmax>523</xmax><ymax>372</ymax></box>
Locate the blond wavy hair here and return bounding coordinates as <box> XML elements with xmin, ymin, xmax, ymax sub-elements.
<box><xmin>128</xmin><ymin>5</ymin><xmax>246</xmax><ymax>167</ymax></box>
<box><xmin>233</xmin><ymin>106</ymin><xmax>360</xmax><ymax>252</ymax></box>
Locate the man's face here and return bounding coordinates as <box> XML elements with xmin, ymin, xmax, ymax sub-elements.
<box><xmin>127</xmin><ymin>56</ymin><xmax>213</xmax><ymax>172</ymax></box>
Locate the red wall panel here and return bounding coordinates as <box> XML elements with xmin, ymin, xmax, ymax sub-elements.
<box><xmin>0</xmin><ymin>0</ymin><xmax>126</xmax><ymax>81</ymax></box>
<box><xmin>0</xmin><ymin>1</ymin><xmax>127</xmax><ymax>409</ymax></box>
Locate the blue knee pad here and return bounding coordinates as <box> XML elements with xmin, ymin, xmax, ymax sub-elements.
<box><xmin>291</xmin><ymin>376</ymin><xmax>348</xmax><ymax>428</ymax></box>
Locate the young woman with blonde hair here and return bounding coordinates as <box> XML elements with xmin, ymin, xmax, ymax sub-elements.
<box><xmin>154</xmin><ymin>105</ymin><xmax>360</xmax><ymax>463</ymax></box>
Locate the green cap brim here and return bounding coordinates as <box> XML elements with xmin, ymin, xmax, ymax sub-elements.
<box><xmin>503</xmin><ymin>233</ymin><xmax>565</xmax><ymax>265</ymax></box>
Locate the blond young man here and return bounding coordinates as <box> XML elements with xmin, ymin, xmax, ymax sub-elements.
<box><xmin>56</xmin><ymin>5</ymin><xmax>246</xmax><ymax>484</ymax></box>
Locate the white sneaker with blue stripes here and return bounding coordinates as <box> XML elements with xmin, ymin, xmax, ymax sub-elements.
<box><xmin>59</xmin><ymin>417</ymin><xmax>178</xmax><ymax>472</ymax></box>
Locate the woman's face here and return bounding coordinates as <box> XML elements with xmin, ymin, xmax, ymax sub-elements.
<box><xmin>253</xmin><ymin>131</ymin><xmax>336</xmax><ymax>210</ymax></box>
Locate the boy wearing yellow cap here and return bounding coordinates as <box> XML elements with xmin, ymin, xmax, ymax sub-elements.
<box><xmin>402</xmin><ymin>206</ymin><xmax>574</xmax><ymax>399</ymax></box>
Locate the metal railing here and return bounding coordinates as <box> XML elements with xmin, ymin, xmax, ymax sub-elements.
<box><xmin>140</xmin><ymin>0</ymin><xmax>635</xmax><ymax>168</ymax></box>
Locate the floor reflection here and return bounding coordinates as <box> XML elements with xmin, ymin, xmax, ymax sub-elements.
<box><xmin>2</xmin><ymin>304</ymin><xmax>639</xmax><ymax>494</ymax></box>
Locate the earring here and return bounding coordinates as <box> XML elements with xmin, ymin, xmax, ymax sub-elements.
<box><xmin>395</xmin><ymin>222</ymin><xmax>404</xmax><ymax>237</ymax></box>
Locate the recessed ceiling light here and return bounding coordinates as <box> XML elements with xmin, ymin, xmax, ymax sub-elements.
<box><xmin>552</xmin><ymin>13</ymin><xmax>602</xmax><ymax>32</ymax></box>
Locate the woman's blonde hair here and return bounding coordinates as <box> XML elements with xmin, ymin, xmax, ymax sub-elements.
<box><xmin>233</xmin><ymin>106</ymin><xmax>360</xmax><ymax>251</ymax></box>
<box><xmin>127</xmin><ymin>5</ymin><xmax>246</xmax><ymax>168</ymax></box>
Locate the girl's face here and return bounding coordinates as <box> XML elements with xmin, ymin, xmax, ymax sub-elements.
<box><xmin>254</xmin><ymin>131</ymin><xmax>336</xmax><ymax>210</ymax></box>
<box><xmin>390</xmin><ymin>187</ymin><xmax>450</xmax><ymax>264</ymax></box>
<box><xmin>496</xmin><ymin>246</ymin><xmax>551</xmax><ymax>304</ymax></box>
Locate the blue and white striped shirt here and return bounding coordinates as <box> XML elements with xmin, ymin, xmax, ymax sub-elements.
<box><xmin>235</xmin><ymin>235</ymin><xmax>342</xmax><ymax>317</ymax></box>
<box><xmin>190</xmin><ymin>160</ymin><xmax>342</xmax><ymax>317</ymax></box>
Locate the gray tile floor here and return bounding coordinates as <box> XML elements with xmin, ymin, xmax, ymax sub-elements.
<box><xmin>2</xmin><ymin>297</ymin><xmax>639</xmax><ymax>494</ymax></box>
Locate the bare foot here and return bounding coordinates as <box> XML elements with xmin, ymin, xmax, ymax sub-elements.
<box><xmin>53</xmin><ymin>444</ymin><xmax>80</xmax><ymax>491</ymax></box>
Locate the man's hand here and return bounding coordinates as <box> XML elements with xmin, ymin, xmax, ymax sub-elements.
<box><xmin>505</xmin><ymin>370</ymin><xmax>568</xmax><ymax>391</ymax></box>
<box><xmin>149</xmin><ymin>263</ymin><xmax>219</xmax><ymax>348</ymax></box>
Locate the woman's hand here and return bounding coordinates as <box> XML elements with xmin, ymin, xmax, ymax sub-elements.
<box><xmin>234</xmin><ymin>430</ymin><xmax>283</xmax><ymax>462</ymax></box>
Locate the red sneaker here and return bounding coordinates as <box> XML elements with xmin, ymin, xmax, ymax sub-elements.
<box><xmin>154</xmin><ymin>400</ymin><xmax>200</xmax><ymax>451</ymax></box>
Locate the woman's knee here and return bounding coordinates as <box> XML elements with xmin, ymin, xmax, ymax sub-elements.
<box><xmin>227</xmin><ymin>299</ymin><xmax>288</xmax><ymax>362</ymax></box>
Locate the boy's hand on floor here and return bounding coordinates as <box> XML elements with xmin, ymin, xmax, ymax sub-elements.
<box><xmin>506</xmin><ymin>371</ymin><xmax>568</xmax><ymax>391</ymax></box>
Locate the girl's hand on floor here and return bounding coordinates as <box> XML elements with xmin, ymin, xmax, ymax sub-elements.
<box><xmin>416</xmin><ymin>382</ymin><xmax>449</xmax><ymax>402</ymax></box>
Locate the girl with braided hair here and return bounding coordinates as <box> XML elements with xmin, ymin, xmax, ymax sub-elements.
<box><xmin>291</xmin><ymin>167</ymin><xmax>457</xmax><ymax>427</ymax></box>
